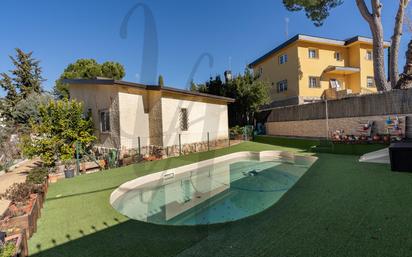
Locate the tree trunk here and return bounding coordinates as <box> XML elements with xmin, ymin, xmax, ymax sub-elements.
<box><xmin>391</xmin><ymin>0</ymin><xmax>410</xmax><ymax>89</ymax></box>
<box><xmin>396</xmin><ymin>40</ymin><xmax>412</xmax><ymax>88</ymax></box>
<box><xmin>355</xmin><ymin>0</ymin><xmax>389</xmax><ymax>91</ymax></box>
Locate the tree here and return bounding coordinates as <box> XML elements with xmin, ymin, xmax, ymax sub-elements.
<box><xmin>22</xmin><ymin>99</ymin><xmax>96</xmax><ymax>168</ymax></box>
<box><xmin>283</xmin><ymin>0</ymin><xmax>410</xmax><ymax>91</ymax></box>
<box><xmin>195</xmin><ymin>69</ymin><xmax>270</xmax><ymax>126</ymax></box>
<box><xmin>0</xmin><ymin>49</ymin><xmax>44</xmax><ymax>120</ymax></box>
<box><xmin>0</xmin><ymin>73</ymin><xmax>19</xmax><ymax>120</ymax></box>
<box><xmin>158</xmin><ymin>75</ymin><xmax>164</xmax><ymax>87</ymax></box>
<box><xmin>11</xmin><ymin>93</ymin><xmax>53</xmax><ymax>126</ymax></box>
<box><xmin>396</xmin><ymin>40</ymin><xmax>412</xmax><ymax>89</ymax></box>
<box><xmin>189</xmin><ymin>80</ymin><xmax>197</xmax><ymax>91</ymax></box>
<box><xmin>101</xmin><ymin>61</ymin><xmax>126</xmax><ymax>80</ymax></box>
<box><xmin>9</xmin><ymin>48</ymin><xmax>44</xmax><ymax>97</ymax></box>
<box><xmin>228</xmin><ymin>70</ymin><xmax>270</xmax><ymax>125</ymax></box>
<box><xmin>54</xmin><ymin>59</ymin><xmax>126</xmax><ymax>99</ymax></box>
<box><xmin>391</xmin><ymin>0</ymin><xmax>410</xmax><ymax>89</ymax></box>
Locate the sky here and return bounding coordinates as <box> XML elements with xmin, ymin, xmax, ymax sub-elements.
<box><xmin>0</xmin><ymin>0</ymin><xmax>410</xmax><ymax>94</ymax></box>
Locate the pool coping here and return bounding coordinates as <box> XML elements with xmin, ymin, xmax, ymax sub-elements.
<box><xmin>109</xmin><ymin>151</ymin><xmax>318</xmax><ymax>205</ymax></box>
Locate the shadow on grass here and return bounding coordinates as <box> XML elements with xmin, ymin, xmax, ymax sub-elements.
<box><xmin>30</xmin><ymin>218</ymin><xmax>217</xmax><ymax>257</ymax></box>
<box><xmin>46</xmin><ymin>186</ymin><xmax>119</xmax><ymax>201</ymax></box>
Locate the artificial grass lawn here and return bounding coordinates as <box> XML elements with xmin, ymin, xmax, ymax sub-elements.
<box><xmin>29</xmin><ymin>141</ymin><xmax>412</xmax><ymax>257</ymax></box>
<box><xmin>255</xmin><ymin>135</ymin><xmax>388</xmax><ymax>155</ymax></box>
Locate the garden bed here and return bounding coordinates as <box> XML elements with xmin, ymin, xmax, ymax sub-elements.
<box><xmin>1</xmin><ymin>194</ymin><xmax>41</xmax><ymax>239</ymax></box>
<box><xmin>4</xmin><ymin>231</ymin><xmax>29</xmax><ymax>257</ymax></box>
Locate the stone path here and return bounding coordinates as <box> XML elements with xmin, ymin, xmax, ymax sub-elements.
<box><xmin>0</xmin><ymin>159</ymin><xmax>41</xmax><ymax>216</ymax></box>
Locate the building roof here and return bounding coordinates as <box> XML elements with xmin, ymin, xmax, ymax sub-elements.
<box><xmin>248</xmin><ymin>34</ymin><xmax>391</xmax><ymax>67</ymax></box>
<box><xmin>63</xmin><ymin>78</ymin><xmax>235</xmax><ymax>103</ymax></box>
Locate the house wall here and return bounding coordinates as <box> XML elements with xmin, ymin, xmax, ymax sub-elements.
<box><xmin>297</xmin><ymin>41</ymin><xmax>349</xmax><ymax>98</ymax></box>
<box><xmin>252</xmin><ymin>43</ymin><xmax>299</xmax><ymax>101</ymax></box>
<box><xmin>161</xmin><ymin>97</ymin><xmax>229</xmax><ymax>147</ymax></box>
<box><xmin>70</xmin><ymin>84</ymin><xmax>120</xmax><ymax>148</ymax></box>
<box><xmin>252</xmin><ymin>40</ymin><xmax>379</xmax><ymax>104</ymax></box>
<box><xmin>358</xmin><ymin>43</ymin><xmax>376</xmax><ymax>93</ymax></box>
<box><xmin>118</xmin><ymin>91</ymin><xmax>150</xmax><ymax>149</ymax></box>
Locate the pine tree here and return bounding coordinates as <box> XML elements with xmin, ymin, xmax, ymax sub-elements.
<box><xmin>158</xmin><ymin>75</ymin><xmax>164</xmax><ymax>87</ymax></box>
<box><xmin>9</xmin><ymin>48</ymin><xmax>44</xmax><ymax>98</ymax></box>
<box><xmin>0</xmin><ymin>73</ymin><xmax>20</xmax><ymax>120</ymax></box>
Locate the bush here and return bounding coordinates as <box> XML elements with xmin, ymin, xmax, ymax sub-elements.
<box><xmin>0</xmin><ymin>182</ymin><xmax>42</xmax><ymax>204</ymax></box>
<box><xmin>0</xmin><ymin>242</ymin><xmax>16</xmax><ymax>257</ymax></box>
<box><xmin>26</xmin><ymin>168</ymin><xmax>48</xmax><ymax>184</ymax></box>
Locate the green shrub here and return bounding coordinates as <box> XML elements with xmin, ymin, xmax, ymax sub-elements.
<box><xmin>0</xmin><ymin>182</ymin><xmax>42</xmax><ymax>204</ymax></box>
<box><xmin>0</xmin><ymin>242</ymin><xmax>16</xmax><ymax>257</ymax></box>
<box><xmin>26</xmin><ymin>168</ymin><xmax>48</xmax><ymax>184</ymax></box>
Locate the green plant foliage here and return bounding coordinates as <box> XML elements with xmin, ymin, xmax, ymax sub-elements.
<box><xmin>158</xmin><ymin>75</ymin><xmax>164</xmax><ymax>87</ymax></box>
<box><xmin>21</xmin><ymin>99</ymin><xmax>96</xmax><ymax>167</ymax></box>
<box><xmin>0</xmin><ymin>182</ymin><xmax>37</xmax><ymax>204</ymax></box>
<box><xmin>197</xmin><ymin>69</ymin><xmax>270</xmax><ymax>126</ymax></box>
<box><xmin>0</xmin><ymin>48</ymin><xmax>44</xmax><ymax>121</ymax></box>
<box><xmin>0</xmin><ymin>242</ymin><xmax>16</xmax><ymax>257</ymax></box>
<box><xmin>283</xmin><ymin>0</ymin><xmax>343</xmax><ymax>26</ymax></box>
<box><xmin>11</xmin><ymin>93</ymin><xmax>52</xmax><ymax>126</ymax></box>
<box><xmin>54</xmin><ymin>59</ymin><xmax>126</xmax><ymax>99</ymax></box>
<box><xmin>26</xmin><ymin>168</ymin><xmax>49</xmax><ymax>184</ymax></box>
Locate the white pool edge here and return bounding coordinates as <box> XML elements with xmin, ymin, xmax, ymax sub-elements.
<box><xmin>110</xmin><ymin>151</ymin><xmax>317</xmax><ymax>206</ymax></box>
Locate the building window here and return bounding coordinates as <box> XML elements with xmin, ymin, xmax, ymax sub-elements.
<box><xmin>180</xmin><ymin>108</ymin><xmax>189</xmax><ymax>131</ymax></box>
<box><xmin>279</xmin><ymin>54</ymin><xmax>288</xmax><ymax>64</ymax></box>
<box><xmin>309</xmin><ymin>76</ymin><xmax>320</xmax><ymax>88</ymax></box>
<box><xmin>99</xmin><ymin>110</ymin><xmax>110</xmax><ymax>133</ymax></box>
<box><xmin>277</xmin><ymin>80</ymin><xmax>288</xmax><ymax>92</ymax></box>
<box><xmin>259</xmin><ymin>67</ymin><xmax>263</xmax><ymax>75</ymax></box>
<box><xmin>366</xmin><ymin>50</ymin><xmax>373</xmax><ymax>60</ymax></box>
<box><xmin>335</xmin><ymin>52</ymin><xmax>342</xmax><ymax>61</ymax></box>
<box><xmin>330</xmin><ymin>79</ymin><xmax>341</xmax><ymax>89</ymax></box>
<box><xmin>367</xmin><ymin>76</ymin><xmax>375</xmax><ymax>87</ymax></box>
<box><xmin>308</xmin><ymin>49</ymin><xmax>318</xmax><ymax>59</ymax></box>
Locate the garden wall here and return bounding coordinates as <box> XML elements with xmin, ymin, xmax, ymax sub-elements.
<box><xmin>265</xmin><ymin>89</ymin><xmax>412</xmax><ymax>138</ymax></box>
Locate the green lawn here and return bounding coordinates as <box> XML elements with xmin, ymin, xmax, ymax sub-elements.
<box><xmin>29</xmin><ymin>141</ymin><xmax>412</xmax><ymax>257</ymax></box>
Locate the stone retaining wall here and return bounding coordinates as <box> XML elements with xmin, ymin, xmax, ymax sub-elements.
<box><xmin>266</xmin><ymin>114</ymin><xmax>411</xmax><ymax>138</ymax></box>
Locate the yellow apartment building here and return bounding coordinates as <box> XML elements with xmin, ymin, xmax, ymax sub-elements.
<box><xmin>248</xmin><ymin>34</ymin><xmax>390</xmax><ymax>107</ymax></box>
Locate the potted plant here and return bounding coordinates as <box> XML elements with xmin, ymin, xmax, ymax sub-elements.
<box><xmin>383</xmin><ymin>134</ymin><xmax>391</xmax><ymax>143</ymax></box>
<box><xmin>373</xmin><ymin>134</ymin><xmax>381</xmax><ymax>141</ymax></box>
<box><xmin>62</xmin><ymin>158</ymin><xmax>75</xmax><ymax>179</ymax></box>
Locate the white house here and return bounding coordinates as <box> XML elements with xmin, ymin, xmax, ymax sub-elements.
<box><xmin>67</xmin><ymin>79</ymin><xmax>234</xmax><ymax>156</ymax></box>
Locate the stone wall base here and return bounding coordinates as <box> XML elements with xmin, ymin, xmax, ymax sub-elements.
<box><xmin>119</xmin><ymin>139</ymin><xmax>230</xmax><ymax>159</ymax></box>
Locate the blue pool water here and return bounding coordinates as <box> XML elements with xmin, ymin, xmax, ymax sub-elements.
<box><xmin>112</xmin><ymin>158</ymin><xmax>311</xmax><ymax>225</ymax></box>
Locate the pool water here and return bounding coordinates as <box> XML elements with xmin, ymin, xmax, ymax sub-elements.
<box><xmin>112</xmin><ymin>154</ymin><xmax>309</xmax><ymax>225</ymax></box>
<box><xmin>112</xmin><ymin>158</ymin><xmax>311</xmax><ymax>225</ymax></box>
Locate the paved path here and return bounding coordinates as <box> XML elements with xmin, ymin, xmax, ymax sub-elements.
<box><xmin>0</xmin><ymin>159</ymin><xmax>41</xmax><ymax>216</ymax></box>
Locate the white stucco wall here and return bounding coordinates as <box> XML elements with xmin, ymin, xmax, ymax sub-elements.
<box><xmin>118</xmin><ymin>92</ymin><xmax>150</xmax><ymax>149</ymax></box>
<box><xmin>161</xmin><ymin>98</ymin><xmax>229</xmax><ymax>147</ymax></box>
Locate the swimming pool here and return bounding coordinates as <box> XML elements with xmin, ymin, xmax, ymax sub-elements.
<box><xmin>110</xmin><ymin>151</ymin><xmax>317</xmax><ymax>225</ymax></box>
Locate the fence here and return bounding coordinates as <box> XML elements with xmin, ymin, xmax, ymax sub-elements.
<box><xmin>119</xmin><ymin>130</ymin><xmax>233</xmax><ymax>158</ymax></box>
<box><xmin>266</xmin><ymin>89</ymin><xmax>412</xmax><ymax>123</ymax></box>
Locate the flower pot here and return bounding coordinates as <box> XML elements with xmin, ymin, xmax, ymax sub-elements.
<box><xmin>383</xmin><ymin>135</ymin><xmax>391</xmax><ymax>143</ymax></box>
<box><xmin>48</xmin><ymin>174</ymin><xmax>59</xmax><ymax>183</ymax></box>
<box><xmin>64</xmin><ymin>168</ymin><xmax>75</xmax><ymax>178</ymax></box>
<box><xmin>373</xmin><ymin>135</ymin><xmax>381</xmax><ymax>141</ymax></box>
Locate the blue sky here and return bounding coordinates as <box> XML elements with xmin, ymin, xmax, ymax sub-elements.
<box><xmin>0</xmin><ymin>0</ymin><xmax>409</xmax><ymax>94</ymax></box>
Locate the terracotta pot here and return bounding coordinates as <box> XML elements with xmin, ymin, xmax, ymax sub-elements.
<box><xmin>383</xmin><ymin>135</ymin><xmax>391</xmax><ymax>142</ymax></box>
<box><xmin>373</xmin><ymin>135</ymin><xmax>381</xmax><ymax>141</ymax></box>
<box><xmin>48</xmin><ymin>174</ymin><xmax>59</xmax><ymax>183</ymax></box>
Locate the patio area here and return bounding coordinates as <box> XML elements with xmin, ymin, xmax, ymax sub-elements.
<box><xmin>28</xmin><ymin>139</ymin><xmax>412</xmax><ymax>257</ymax></box>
